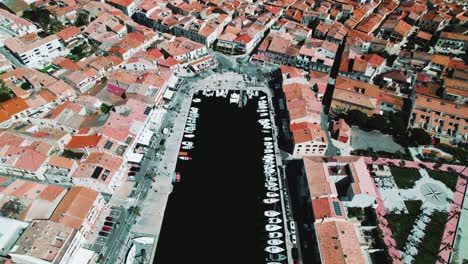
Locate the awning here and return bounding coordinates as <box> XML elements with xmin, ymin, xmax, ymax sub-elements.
<box><xmin>163</xmin><ymin>89</ymin><xmax>174</xmax><ymax>100</ymax></box>
<box><xmin>137</xmin><ymin>129</ymin><xmax>154</xmax><ymax>146</ymax></box>
<box><xmin>127</xmin><ymin>152</ymin><xmax>144</xmax><ymax>163</ymax></box>
<box><xmin>167</xmin><ymin>76</ymin><xmax>178</xmax><ymax>88</ymax></box>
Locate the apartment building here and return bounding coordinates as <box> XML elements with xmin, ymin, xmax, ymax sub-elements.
<box><xmin>4</xmin><ymin>33</ymin><xmax>67</xmax><ymax>69</ymax></box>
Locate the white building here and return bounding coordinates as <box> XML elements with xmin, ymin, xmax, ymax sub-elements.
<box><xmin>291</xmin><ymin>122</ymin><xmax>328</xmax><ymax>158</ymax></box>
<box><xmin>0</xmin><ymin>9</ymin><xmax>38</xmax><ymax>37</ymax></box>
<box><xmin>4</xmin><ymin>33</ymin><xmax>68</xmax><ymax>69</ymax></box>
<box><xmin>9</xmin><ymin>220</ymin><xmax>89</xmax><ymax>264</ymax></box>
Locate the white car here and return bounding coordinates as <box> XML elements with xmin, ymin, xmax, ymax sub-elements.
<box><xmin>128</xmin><ymin>176</ymin><xmax>135</xmax><ymax>181</ymax></box>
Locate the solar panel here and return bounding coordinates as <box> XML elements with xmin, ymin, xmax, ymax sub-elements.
<box><xmin>333</xmin><ymin>201</ymin><xmax>342</xmax><ymax>216</ymax></box>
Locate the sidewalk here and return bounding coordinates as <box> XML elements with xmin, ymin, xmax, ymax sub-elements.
<box><xmin>134</xmin><ymin>89</ymin><xmax>195</xmax><ymax>264</ymax></box>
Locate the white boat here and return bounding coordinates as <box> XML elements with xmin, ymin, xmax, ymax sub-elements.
<box><xmin>265</xmin><ymin>182</ymin><xmax>278</xmax><ymax>187</ymax></box>
<box><xmin>265</xmin><ymin>246</ymin><xmax>284</xmax><ymax>254</ymax></box>
<box><xmin>179</xmin><ymin>156</ymin><xmax>191</xmax><ymax>161</ymax></box>
<box><xmin>268</xmin><ymin>218</ymin><xmax>282</xmax><ymax>224</ymax></box>
<box><xmin>268</xmin><ymin>232</ymin><xmax>283</xmax><ymax>239</ymax></box>
<box><xmin>266</xmin><ymin>192</ymin><xmax>279</xmax><ymax>198</ymax></box>
<box><xmin>265</xmin><ymin>210</ymin><xmax>281</xmax><ymax>217</ymax></box>
<box><xmin>265</xmin><ymin>224</ymin><xmax>282</xmax><ymax>231</ymax></box>
<box><xmin>182</xmin><ymin>145</ymin><xmax>193</xmax><ymax>150</ymax></box>
<box><xmin>182</xmin><ymin>141</ymin><xmax>193</xmax><ymax>146</ymax></box>
<box><xmin>192</xmin><ymin>98</ymin><xmax>201</xmax><ymax>103</ymax></box>
<box><xmin>184</xmin><ymin>134</ymin><xmax>195</xmax><ymax>138</ymax></box>
<box><xmin>266</xmin><ymin>177</ymin><xmax>277</xmax><ymax>182</ymax></box>
<box><xmin>264</xmin><ymin>137</ymin><xmax>273</xmax><ymax>141</ymax></box>
<box><xmin>264</xmin><ymin>198</ymin><xmax>279</xmax><ymax>204</ymax></box>
<box><xmin>267</xmin><ymin>186</ymin><xmax>279</xmax><ymax>191</ymax></box>
<box><xmin>229</xmin><ymin>93</ymin><xmax>240</xmax><ymax>104</ymax></box>
<box><xmin>267</xmin><ymin>239</ymin><xmax>284</xmax><ymax>246</ymax></box>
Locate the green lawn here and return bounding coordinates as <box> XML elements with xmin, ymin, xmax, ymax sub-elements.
<box><xmin>414</xmin><ymin>211</ymin><xmax>448</xmax><ymax>264</ymax></box>
<box><xmin>387</xmin><ymin>200</ymin><xmax>423</xmax><ymax>250</ymax></box>
<box><xmin>390</xmin><ymin>167</ymin><xmax>421</xmax><ymax>189</ymax></box>
<box><xmin>427</xmin><ymin>170</ymin><xmax>458</xmax><ymax>192</ymax></box>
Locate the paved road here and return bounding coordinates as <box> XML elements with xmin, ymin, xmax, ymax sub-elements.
<box><xmin>0</xmin><ymin>46</ymin><xmax>24</xmax><ymax>68</ymax></box>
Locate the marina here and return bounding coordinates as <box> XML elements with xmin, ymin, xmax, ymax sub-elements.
<box><xmin>154</xmin><ymin>87</ymin><xmax>290</xmax><ymax>264</ymax></box>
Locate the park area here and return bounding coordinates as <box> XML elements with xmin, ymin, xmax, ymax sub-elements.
<box><xmin>369</xmin><ymin>159</ymin><xmax>467</xmax><ymax>263</ymax></box>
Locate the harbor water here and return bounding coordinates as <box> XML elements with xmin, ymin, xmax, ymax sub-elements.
<box><xmin>154</xmin><ymin>90</ymin><xmax>286</xmax><ymax>264</ymax></box>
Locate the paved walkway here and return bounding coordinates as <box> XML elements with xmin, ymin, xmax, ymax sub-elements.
<box><xmin>364</xmin><ymin>157</ymin><xmax>468</xmax><ymax>264</ymax></box>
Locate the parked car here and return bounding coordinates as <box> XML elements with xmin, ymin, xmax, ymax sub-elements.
<box><xmin>105</xmin><ymin>216</ymin><xmax>113</xmax><ymax>221</ymax></box>
<box><xmin>128</xmin><ymin>175</ymin><xmax>135</xmax><ymax>181</ymax></box>
<box><xmin>102</xmin><ymin>226</ymin><xmax>112</xmax><ymax>232</ymax></box>
<box><xmin>128</xmin><ymin>171</ymin><xmax>136</xmax><ymax>176</ymax></box>
<box><xmin>130</xmin><ymin>167</ymin><xmax>140</xmax><ymax>172</ymax></box>
<box><xmin>104</xmin><ymin>221</ymin><xmax>114</xmax><ymax>227</ymax></box>
<box><xmin>99</xmin><ymin>231</ymin><xmax>109</xmax><ymax>237</ymax></box>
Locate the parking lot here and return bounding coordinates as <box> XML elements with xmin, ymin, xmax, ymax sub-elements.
<box><xmin>92</xmin><ymin>207</ymin><xmax>127</xmax><ymax>255</ymax></box>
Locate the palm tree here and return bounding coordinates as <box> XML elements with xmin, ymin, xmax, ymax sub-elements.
<box><xmin>128</xmin><ymin>206</ymin><xmax>141</xmax><ymax>216</ymax></box>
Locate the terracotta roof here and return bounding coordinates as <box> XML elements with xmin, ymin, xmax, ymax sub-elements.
<box><xmin>65</xmin><ymin>135</ymin><xmax>102</xmax><ymax>149</ymax></box>
<box><xmin>0</xmin><ymin>108</ymin><xmax>9</xmax><ymax>122</ymax></box>
<box><xmin>312</xmin><ymin>197</ymin><xmax>345</xmax><ymax>220</ymax></box>
<box><xmin>315</xmin><ymin>220</ymin><xmax>366</xmax><ymax>264</ymax></box>
<box><xmin>56</xmin><ymin>26</ymin><xmax>81</xmax><ymax>41</ymax></box>
<box><xmin>0</xmin><ymin>97</ymin><xmax>29</xmax><ymax>116</ymax></box>
<box><xmin>431</xmin><ymin>55</ymin><xmax>450</xmax><ymax>66</ymax></box>
<box><xmin>47</xmin><ymin>156</ymin><xmax>76</xmax><ymax>170</ymax></box>
<box><xmin>290</xmin><ymin>122</ymin><xmax>328</xmax><ymax>144</ymax></box>
<box><xmin>50</xmin><ymin>186</ymin><xmax>100</xmax><ymax>229</ymax></box>
<box><xmin>415</xmin><ymin>94</ymin><xmax>467</xmax><ymax>119</ymax></box>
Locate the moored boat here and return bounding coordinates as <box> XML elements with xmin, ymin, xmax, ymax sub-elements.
<box><xmin>268</xmin><ymin>218</ymin><xmax>282</xmax><ymax>224</ymax></box>
<box><xmin>267</xmin><ymin>239</ymin><xmax>284</xmax><ymax>246</ymax></box>
<box><xmin>265</xmin><ymin>224</ymin><xmax>282</xmax><ymax>232</ymax></box>
<box><xmin>263</xmin><ymin>198</ymin><xmax>279</xmax><ymax>204</ymax></box>
<box><xmin>265</xmin><ymin>246</ymin><xmax>284</xmax><ymax>254</ymax></box>
<box><xmin>268</xmin><ymin>232</ymin><xmax>283</xmax><ymax>239</ymax></box>
<box><xmin>265</xmin><ymin>210</ymin><xmax>281</xmax><ymax>217</ymax></box>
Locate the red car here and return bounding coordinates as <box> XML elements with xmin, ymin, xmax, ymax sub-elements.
<box><xmin>102</xmin><ymin>226</ymin><xmax>112</xmax><ymax>232</ymax></box>
<box><xmin>105</xmin><ymin>216</ymin><xmax>114</xmax><ymax>221</ymax></box>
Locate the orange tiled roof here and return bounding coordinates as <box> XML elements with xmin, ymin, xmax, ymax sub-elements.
<box><xmin>315</xmin><ymin>220</ymin><xmax>366</xmax><ymax>264</ymax></box>
<box><xmin>0</xmin><ymin>97</ymin><xmax>29</xmax><ymax>116</ymax></box>
<box><xmin>48</xmin><ymin>156</ymin><xmax>75</xmax><ymax>170</ymax></box>
<box><xmin>65</xmin><ymin>135</ymin><xmax>102</xmax><ymax>149</ymax></box>
<box><xmin>50</xmin><ymin>186</ymin><xmax>100</xmax><ymax>229</ymax></box>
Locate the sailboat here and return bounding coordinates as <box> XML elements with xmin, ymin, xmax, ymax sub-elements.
<box><xmin>264</xmin><ymin>210</ymin><xmax>281</xmax><ymax>217</ymax></box>
<box><xmin>265</xmin><ymin>224</ymin><xmax>282</xmax><ymax>231</ymax></box>
<box><xmin>268</xmin><ymin>218</ymin><xmax>282</xmax><ymax>224</ymax></box>
<box><xmin>267</xmin><ymin>186</ymin><xmax>279</xmax><ymax>191</ymax></box>
<box><xmin>266</xmin><ymin>192</ymin><xmax>279</xmax><ymax>198</ymax></box>
<box><xmin>263</xmin><ymin>198</ymin><xmax>279</xmax><ymax>204</ymax></box>
<box><xmin>265</xmin><ymin>246</ymin><xmax>285</xmax><ymax>254</ymax></box>
<box><xmin>267</xmin><ymin>239</ymin><xmax>284</xmax><ymax>246</ymax></box>
<box><xmin>268</xmin><ymin>232</ymin><xmax>283</xmax><ymax>239</ymax></box>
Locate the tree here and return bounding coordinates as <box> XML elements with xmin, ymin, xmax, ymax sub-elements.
<box><xmin>389</xmin><ymin>113</ymin><xmax>408</xmax><ymax>135</ymax></box>
<box><xmin>128</xmin><ymin>206</ymin><xmax>141</xmax><ymax>216</ymax></box>
<box><xmin>100</xmin><ymin>104</ymin><xmax>112</xmax><ymax>114</ymax></box>
<box><xmin>367</xmin><ymin>114</ymin><xmax>387</xmax><ymax>131</ymax></box>
<box><xmin>410</xmin><ymin>128</ymin><xmax>432</xmax><ymax>146</ymax></box>
<box><xmin>74</xmin><ymin>12</ymin><xmax>89</xmax><ymax>27</ymax></box>
<box><xmin>1</xmin><ymin>199</ymin><xmax>24</xmax><ymax>218</ymax></box>
<box><xmin>345</xmin><ymin>109</ymin><xmax>369</xmax><ymax>129</ymax></box>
